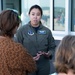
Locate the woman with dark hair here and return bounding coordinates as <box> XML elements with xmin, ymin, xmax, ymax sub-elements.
<box><xmin>0</xmin><ymin>10</ymin><xmax>36</xmax><ymax>75</ymax></box>
<box><xmin>16</xmin><ymin>5</ymin><xmax>56</xmax><ymax>75</ymax></box>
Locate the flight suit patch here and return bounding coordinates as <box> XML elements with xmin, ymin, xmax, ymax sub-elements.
<box><xmin>38</xmin><ymin>30</ymin><xmax>46</xmax><ymax>34</ymax></box>
<box><xmin>28</xmin><ymin>30</ymin><xmax>34</xmax><ymax>35</ymax></box>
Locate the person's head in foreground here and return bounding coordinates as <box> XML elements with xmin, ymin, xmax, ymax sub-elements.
<box><xmin>0</xmin><ymin>9</ymin><xmax>36</xmax><ymax>75</ymax></box>
<box><xmin>0</xmin><ymin>9</ymin><xmax>21</xmax><ymax>37</ymax></box>
<box><xmin>54</xmin><ymin>35</ymin><xmax>75</xmax><ymax>75</ymax></box>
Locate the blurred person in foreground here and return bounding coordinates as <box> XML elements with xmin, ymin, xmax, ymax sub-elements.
<box><xmin>53</xmin><ymin>35</ymin><xmax>75</xmax><ymax>75</ymax></box>
<box><xmin>0</xmin><ymin>10</ymin><xmax>36</xmax><ymax>75</ymax></box>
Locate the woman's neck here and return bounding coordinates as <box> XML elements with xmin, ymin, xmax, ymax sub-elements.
<box><xmin>30</xmin><ymin>22</ymin><xmax>40</xmax><ymax>27</ymax></box>
<box><xmin>31</xmin><ymin>24</ymin><xmax>39</xmax><ymax>27</ymax></box>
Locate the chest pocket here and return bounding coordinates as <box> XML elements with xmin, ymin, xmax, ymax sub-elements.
<box><xmin>37</xmin><ymin>30</ymin><xmax>48</xmax><ymax>47</ymax></box>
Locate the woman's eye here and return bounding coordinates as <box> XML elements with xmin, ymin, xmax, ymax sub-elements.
<box><xmin>32</xmin><ymin>13</ymin><xmax>34</xmax><ymax>15</ymax></box>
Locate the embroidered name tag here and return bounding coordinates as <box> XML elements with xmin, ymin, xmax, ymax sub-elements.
<box><xmin>38</xmin><ymin>30</ymin><xmax>46</xmax><ymax>34</ymax></box>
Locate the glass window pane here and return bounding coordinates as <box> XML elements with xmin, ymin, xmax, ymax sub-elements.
<box><xmin>53</xmin><ymin>0</ymin><xmax>65</xmax><ymax>31</ymax></box>
<box><xmin>2</xmin><ymin>0</ymin><xmax>21</xmax><ymax>14</ymax></box>
<box><xmin>41</xmin><ymin>0</ymin><xmax>50</xmax><ymax>28</ymax></box>
<box><xmin>21</xmin><ymin>0</ymin><xmax>50</xmax><ymax>28</ymax></box>
<box><xmin>71</xmin><ymin>0</ymin><xmax>75</xmax><ymax>31</ymax></box>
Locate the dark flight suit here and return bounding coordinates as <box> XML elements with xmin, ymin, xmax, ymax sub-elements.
<box><xmin>16</xmin><ymin>22</ymin><xmax>56</xmax><ymax>75</ymax></box>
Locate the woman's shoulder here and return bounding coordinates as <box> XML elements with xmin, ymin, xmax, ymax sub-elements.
<box><xmin>10</xmin><ymin>42</ymin><xmax>29</xmax><ymax>58</ymax></box>
<box><xmin>18</xmin><ymin>24</ymin><xmax>30</xmax><ymax>32</ymax></box>
<box><xmin>41</xmin><ymin>25</ymin><xmax>51</xmax><ymax>31</ymax></box>
<box><xmin>19</xmin><ymin>24</ymin><xmax>28</xmax><ymax>29</ymax></box>
<box><xmin>14</xmin><ymin>42</ymin><xmax>26</xmax><ymax>51</ymax></box>
<box><xmin>41</xmin><ymin>25</ymin><xmax>52</xmax><ymax>34</ymax></box>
